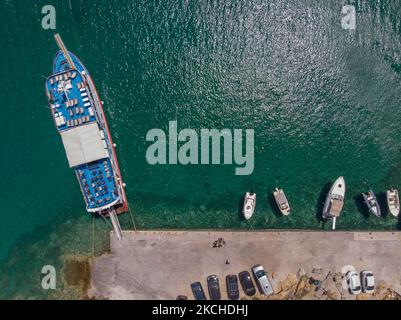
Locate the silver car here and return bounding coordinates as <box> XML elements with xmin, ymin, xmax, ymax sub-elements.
<box><xmin>252</xmin><ymin>264</ymin><xmax>274</xmax><ymax>295</ymax></box>
<box><xmin>346</xmin><ymin>270</ymin><xmax>361</xmax><ymax>295</ymax></box>
<box><xmin>361</xmin><ymin>270</ymin><xmax>375</xmax><ymax>294</ymax></box>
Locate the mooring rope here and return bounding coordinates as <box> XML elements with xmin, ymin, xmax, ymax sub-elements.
<box><xmin>92</xmin><ymin>214</ymin><xmax>96</xmax><ymax>257</ymax></box>
<box><xmin>127</xmin><ymin>203</ymin><xmax>137</xmax><ymax>231</ymax></box>
<box><xmin>247</xmin><ymin>219</ymin><xmax>255</xmax><ymax>230</ymax></box>
<box><xmin>99</xmin><ymin>211</ymin><xmax>113</xmax><ymax>229</ymax></box>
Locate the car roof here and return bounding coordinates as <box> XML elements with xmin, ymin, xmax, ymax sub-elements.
<box><xmin>351</xmin><ymin>275</ymin><xmax>361</xmax><ymax>285</ymax></box>
<box><xmin>366</xmin><ymin>276</ymin><xmax>375</xmax><ymax>286</ymax></box>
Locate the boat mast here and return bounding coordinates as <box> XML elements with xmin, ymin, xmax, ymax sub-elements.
<box><xmin>54</xmin><ymin>33</ymin><xmax>77</xmax><ymax>70</ymax></box>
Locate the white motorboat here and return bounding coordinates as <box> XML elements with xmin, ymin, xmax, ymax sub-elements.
<box><xmin>273</xmin><ymin>188</ymin><xmax>290</xmax><ymax>216</ymax></box>
<box><xmin>362</xmin><ymin>190</ymin><xmax>382</xmax><ymax>218</ymax></box>
<box><xmin>386</xmin><ymin>188</ymin><xmax>399</xmax><ymax>217</ymax></box>
<box><xmin>243</xmin><ymin>192</ymin><xmax>256</xmax><ymax>220</ymax></box>
<box><xmin>322</xmin><ymin>177</ymin><xmax>346</xmax><ymax>230</ymax></box>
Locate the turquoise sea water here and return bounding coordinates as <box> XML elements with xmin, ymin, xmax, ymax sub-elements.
<box><xmin>1</xmin><ymin>0</ymin><xmax>401</xmax><ymax>298</ymax></box>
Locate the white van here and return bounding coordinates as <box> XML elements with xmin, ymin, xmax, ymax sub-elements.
<box><xmin>252</xmin><ymin>265</ymin><xmax>274</xmax><ymax>295</ymax></box>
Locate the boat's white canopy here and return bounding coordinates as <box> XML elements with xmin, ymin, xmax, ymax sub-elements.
<box><xmin>60</xmin><ymin>123</ymin><xmax>108</xmax><ymax>168</ymax></box>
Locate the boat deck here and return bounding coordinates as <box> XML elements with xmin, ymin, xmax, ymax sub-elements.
<box><xmin>77</xmin><ymin>160</ymin><xmax>119</xmax><ymax>210</ymax></box>
<box><xmin>46</xmin><ymin>70</ymin><xmax>96</xmax><ymax>131</ymax></box>
<box><xmin>45</xmin><ymin>51</ymin><xmax>123</xmax><ymax>212</ymax></box>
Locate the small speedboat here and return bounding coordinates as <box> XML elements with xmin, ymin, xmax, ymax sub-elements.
<box><xmin>386</xmin><ymin>189</ymin><xmax>399</xmax><ymax>217</ymax></box>
<box><xmin>243</xmin><ymin>192</ymin><xmax>256</xmax><ymax>220</ymax></box>
<box><xmin>362</xmin><ymin>190</ymin><xmax>382</xmax><ymax>218</ymax></box>
<box><xmin>273</xmin><ymin>188</ymin><xmax>290</xmax><ymax>216</ymax></box>
<box><xmin>322</xmin><ymin>177</ymin><xmax>346</xmax><ymax>230</ymax></box>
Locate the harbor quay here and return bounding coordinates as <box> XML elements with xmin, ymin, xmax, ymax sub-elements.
<box><xmin>88</xmin><ymin>230</ymin><xmax>401</xmax><ymax>300</ymax></box>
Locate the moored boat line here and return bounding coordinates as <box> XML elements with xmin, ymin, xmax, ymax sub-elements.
<box><xmin>45</xmin><ymin>36</ymin><xmax>397</xmax><ymax>232</ymax></box>
<box><xmin>242</xmin><ymin>177</ymin><xmax>399</xmax><ymax>228</ymax></box>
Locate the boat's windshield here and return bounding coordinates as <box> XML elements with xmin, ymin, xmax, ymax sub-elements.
<box><xmin>332</xmin><ymin>194</ymin><xmax>344</xmax><ymax>200</ymax></box>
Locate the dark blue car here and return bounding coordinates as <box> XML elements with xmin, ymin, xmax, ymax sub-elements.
<box><xmin>191</xmin><ymin>282</ymin><xmax>207</xmax><ymax>300</ymax></box>
<box><xmin>226</xmin><ymin>275</ymin><xmax>240</xmax><ymax>300</ymax></box>
<box><xmin>207</xmin><ymin>275</ymin><xmax>221</xmax><ymax>300</ymax></box>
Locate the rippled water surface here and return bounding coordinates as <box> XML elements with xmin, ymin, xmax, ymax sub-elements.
<box><xmin>1</xmin><ymin>0</ymin><xmax>401</xmax><ymax>298</ymax></box>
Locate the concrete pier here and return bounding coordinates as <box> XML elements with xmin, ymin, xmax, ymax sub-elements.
<box><xmin>88</xmin><ymin>231</ymin><xmax>401</xmax><ymax>300</ymax></box>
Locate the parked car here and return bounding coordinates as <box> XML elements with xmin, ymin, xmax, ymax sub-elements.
<box><xmin>346</xmin><ymin>271</ymin><xmax>362</xmax><ymax>295</ymax></box>
<box><xmin>238</xmin><ymin>271</ymin><xmax>256</xmax><ymax>296</ymax></box>
<box><xmin>252</xmin><ymin>264</ymin><xmax>274</xmax><ymax>295</ymax></box>
<box><xmin>191</xmin><ymin>282</ymin><xmax>207</xmax><ymax>300</ymax></box>
<box><xmin>207</xmin><ymin>275</ymin><xmax>221</xmax><ymax>300</ymax></box>
<box><xmin>226</xmin><ymin>275</ymin><xmax>240</xmax><ymax>300</ymax></box>
<box><xmin>361</xmin><ymin>271</ymin><xmax>375</xmax><ymax>294</ymax></box>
